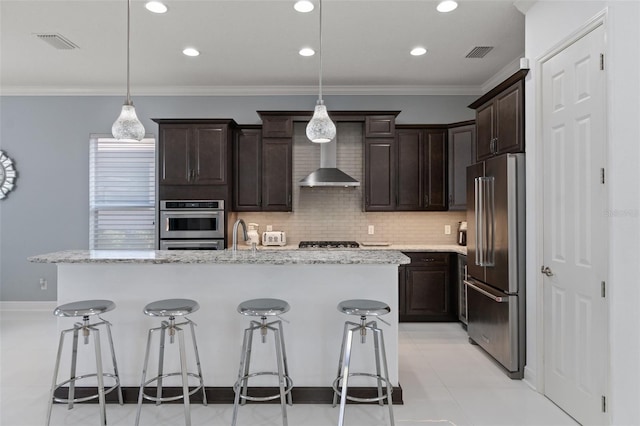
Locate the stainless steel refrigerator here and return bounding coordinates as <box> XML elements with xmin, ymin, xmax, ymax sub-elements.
<box><xmin>465</xmin><ymin>153</ymin><xmax>525</xmax><ymax>379</ymax></box>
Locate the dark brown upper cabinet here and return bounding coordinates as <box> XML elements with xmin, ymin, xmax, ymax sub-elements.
<box><xmin>364</xmin><ymin>137</ymin><xmax>396</xmax><ymax>211</ymax></box>
<box><xmin>395</xmin><ymin>126</ymin><xmax>448</xmax><ymax>211</ymax></box>
<box><xmin>233</xmin><ymin>127</ymin><xmax>262</xmax><ymax>211</ymax></box>
<box><xmin>469</xmin><ymin>70</ymin><xmax>528</xmax><ymax>162</ymax></box>
<box><xmin>447</xmin><ymin>122</ymin><xmax>476</xmax><ymax>211</ymax></box>
<box><xmin>261</xmin><ymin>138</ymin><xmax>292</xmax><ymax>211</ymax></box>
<box><xmin>155</xmin><ymin>119</ymin><xmax>236</xmax><ymax>200</ymax></box>
<box><xmin>365</xmin><ymin>115</ymin><xmax>396</xmax><ymax>137</ymax></box>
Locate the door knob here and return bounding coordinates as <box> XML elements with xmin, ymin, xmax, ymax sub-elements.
<box><xmin>541</xmin><ymin>266</ymin><xmax>554</xmax><ymax>277</ymax></box>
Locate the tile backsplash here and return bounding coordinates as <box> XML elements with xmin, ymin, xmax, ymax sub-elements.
<box><xmin>229</xmin><ymin>122</ymin><xmax>466</xmax><ymax>244</ymax></box>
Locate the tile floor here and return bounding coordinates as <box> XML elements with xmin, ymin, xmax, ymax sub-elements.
<box><xmin>1</xmin><ymin>309</ymin><xmax>578</xmax><ymax>426</ymax></box>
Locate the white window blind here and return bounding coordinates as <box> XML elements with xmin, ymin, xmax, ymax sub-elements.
<box><xmin>89</xmin><ymin>136</ymin><xmax>156</xmax><ymax>250</ymax></box>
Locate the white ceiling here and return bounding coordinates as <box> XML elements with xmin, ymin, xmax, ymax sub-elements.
<box><xmin>0</xmin><ymin>0</ymin><xmax>525</xmax><ymax>96</ymax></box>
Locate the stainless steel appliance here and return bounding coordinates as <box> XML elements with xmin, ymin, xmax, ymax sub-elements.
<box><xmin>159</xmin><ymin>200</ymin><xmax>225</xmax><ymax>249</ymax></box>
<box><xmin>298</xmin><ymin>241</ymin><xmax>360</xmax><ymax>249</ymax></box>
<box><xmin>464</xmin><ymin>153</ymin><xmax>525</xmax><ymax>378</ymax></box>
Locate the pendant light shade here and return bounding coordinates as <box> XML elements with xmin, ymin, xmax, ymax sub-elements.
<box><xmin>112</xmin><ymin>0</ymin><xmax>145</xmax><ymax>141</ymax></box>
<box><xmin>306</xmin><ymin>100</ymin><xmax>336</xmax><ymax>143</ymax></box>
<box><xmin>306</xmin><ymin>0</ymin><xmax>335</xmax><ymax>143</ymax></box>
<box><xmin>112</xmin><ymin>103</ymin><xmax>145</xmax><ymax>141</ymax></box>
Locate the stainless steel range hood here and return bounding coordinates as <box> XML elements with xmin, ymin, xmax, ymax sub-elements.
<box><xmin>299</xmin><ymin>139</ymin><xmax>360</xmax><ymax>187</ymax></box>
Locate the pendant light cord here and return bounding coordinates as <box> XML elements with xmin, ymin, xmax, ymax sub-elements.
<box><xmin>126</xmin><ymin>0</ymin><xmax>132</xmax><ymax>105</ymax></box>
<box><xmin>318</xmin><ymin>0</ymin><xmax>324</xmax><ymax>102</ymax></box>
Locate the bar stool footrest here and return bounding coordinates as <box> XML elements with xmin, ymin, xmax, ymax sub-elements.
<box><xmin>233</xmin><ymin>371</ymin><xmax>293</xmax><ymax>402</ymax></box>
<box><xmin>52</xmin><ymin>373</ymin><xmax>121</xmax><ymax>404</ymax></box>
<box><xmin>332</xmin><ymin>373</ymin><xmax>393</xmax><ymax>403</ymax></box>
<box><xmin>140</xmin><ymin>372</ymin><xmax>205</xmax><ymax>403</ymax></box>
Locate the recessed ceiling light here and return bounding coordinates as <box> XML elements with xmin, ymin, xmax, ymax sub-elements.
<box><xmin>436</xmin><ymin>0</ymin><xmax>458</xmax><ymax>13</ymax></box>
<box><xmin>294</xmin><ymin>0</ymin><xmax>314</xmax><ymax>13</ymax></box>
<box><xmin>299</xmin><ymin>47</ymin><xmax>315</xmax><ymax>57</ymax></box>
<box><xmin>145</xmin><ymin>1</ymin><xmax>168</xmax><ymax>14</ymax></box>
<box><xmin>182</xmin><ymin>48</ymin><xmax>200</xmax><ymax>57</ymax></box>
<box><xmin>410</xmin><ymin>47</ymin><xmax>427</xmax><ymax>56</ymax></box>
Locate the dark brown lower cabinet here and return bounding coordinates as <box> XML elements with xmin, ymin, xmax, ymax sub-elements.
<box><xmin>399</xmin><ymin>252</ymin><xmax>457</xmax><ymax>322</ymax></box>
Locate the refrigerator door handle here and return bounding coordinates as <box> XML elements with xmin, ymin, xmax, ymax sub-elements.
<box><xmin>464</xmin><ymin>279</ymin><xmax>507</xmax><ymax>303</ymax></box>
<box><xmin>474</xmin><ymin>177</ymin><xmax>483</xmax><ymax>266</ymax></box>
<box><xmin>485</xmin><ymin>176</ymin><xmax>496</xmax><ymax>266</ymax></box>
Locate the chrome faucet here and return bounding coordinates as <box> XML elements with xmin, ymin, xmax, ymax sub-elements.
<box><xmin>232</xmin><ymin>219</ymin><xmax>248</xmax><ymax>251</ymax></box>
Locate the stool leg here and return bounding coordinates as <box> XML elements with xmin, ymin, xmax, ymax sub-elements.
<box><xmin>240</xmin><ymin>322</ymin><xmax>256</xmax><ymax>406</ymax></box>
<box><xmin>189</xmin><ymin>321</ymin><xmax>207</xmax><ymax>406</ymax></box>
<box><xmin>273</xmin><ymin>325</ymin><xmax>288</xmax><ymax>426</ymax></box>
<box><xmin>371</xmin><ymin>322</ymin><xmax>384</xmax><ymax>406</ymax></box>
<box><xmin>374</xmin><ymin>327</ymin><xmax>394</xmax><ymax>426</ymax></box>
<box><xmin>276</xmin><ymin>320</ymin><xmax>292</xmax><ymax>406</ymax></box>
<box><xmin>68</xmin><ymin>324</ymin><xmax>80</xmax><ymax>410</ymax></box>
<box><xmin>156</xmin><ymin>322</ymin><xmax>167</xmax><ymax>406</ymax></box>
<box><xmin>46</xmin><ymin>329</ymin><xmax>70</xmax><ymax>426</ymax></box>
<box><xmin>104</xmin><ymin>321</ymin><xmax>124</xmax><ymax>405</ymax></box>
<box><xmin>177</xmin><ymin>327</ymin><xmax>191</xmax><ymax>426</ymax></box>
<box><xmin>232</xmin><ymin>326</ymin><xmax>252</xmax><ymax>426</ymax></box>
<box><xmin>92</xmin><ymin>327</ymin><xmax>107</xmax><ymax>426</ymax></box>
<box><xmin>332</xmin><ymin>321</ymin><xmax>352</xmax><ymax>407</ymax></box>
<box><xmin>338</xmin><ymin>326</ymin><xmax>355</xmax><ymax>426</ymax></box>
<box><xmin>135</xmin><ymin>328</ymin><xmax>155</xmax><ymax>426</ymax></box>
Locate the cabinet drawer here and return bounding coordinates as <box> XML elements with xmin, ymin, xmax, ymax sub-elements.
<box><xmin>404</xmin><ymin>252</ymin><xmax>450</xmax><ymax>267</ymax></box>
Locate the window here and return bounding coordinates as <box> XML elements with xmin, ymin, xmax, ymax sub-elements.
<box><xmin>89</xmin><ymin>136</ymin><xmax>156</xmax><ymax>250</ymax></box>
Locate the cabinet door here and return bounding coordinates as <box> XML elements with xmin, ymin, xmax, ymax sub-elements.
<box><xmin>396</xmin><ymin>129</ymin><xmax>422</xmax><ymax>210</ymax></box>
<box><xmin>475</xmin><ymin>101</ymin><xmax>495</xmax><ymax>162</ymax></box>
<box><xmin>192</xmin><ymin>125</ymin><xmax>227</xmax><ymax>185</ymax></box>
<box><xmin>424</xmin><ymin>129</ymin><xmax>447</xmax><ymax>211</ymax></box>
<box><xmin>448</xmin><ymin>124</ymin><xmax>475</xmax><ymax>210</ymax></box>
<box><xmin>364</xmin><ymin>138</ymin><xmax>395</xmax><ymax>211</ymax></box>
<box><xmin>262</xmin><ymin>138</ymin><xmax>292</xmax><ymax>211</ymax></box>
<box><xmin>365</xmin><ymin>115</ymin><xmax>396</xmax><ymax>137</ymax></box>
<box><xmin>233</xmin><ymin>128</ymin><xmax>262</xmax><ymax>211</ymax></box>
<box><xmin>405</xmin><ymin>266</ymin><xmax>452</xmax><ymax>318</ymax></box>
<box><xmin>398</xmin><ymin>266</ymin><xmax>407</xmax><ymax>315</ymax></box>
<box><xmin>159</xmin><ymin>125</ymin><xmax>191</xmax><ymax>185</ymax></box>
<box><xmin>495</xmin><ymin>80</ymin><xmax>524</xmax><ymax>155</ymax></box>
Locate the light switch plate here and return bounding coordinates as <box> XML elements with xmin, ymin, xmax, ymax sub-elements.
<box><xmin>368</xmin><ymin>225</ymin><xmax>375</xmax><ymax>235</ymax></box>
<box><xmin>444</xmin><ymin>225</ymin><xmax>451</xmax><ymax>235</ymax></box>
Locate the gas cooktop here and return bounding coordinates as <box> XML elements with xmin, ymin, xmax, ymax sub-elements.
<box><xmin>298</xmin><ymin>241</ymin><xmax>360</xmax><ymax>249</ymax></box>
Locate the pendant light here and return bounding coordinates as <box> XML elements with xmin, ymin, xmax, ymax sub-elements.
<box><xmin>112</xmin><ymin>0</ymin><xmax>145</xmax><ymax>141</ymax></box>
<box><xmin>306</xmin><ymin>0</ymin><xmax>336</xmax><ymax>143</ymax></box>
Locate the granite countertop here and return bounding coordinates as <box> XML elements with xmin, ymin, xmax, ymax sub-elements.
<box><xmin>236</xmin><ymin>243</ymin><xmax>467</xmax><ymax>256</ymax></box>
<box><xmin>28</xmin><ymin>249</ymin><xmax>411</xmax><ymax>265</ymax></box>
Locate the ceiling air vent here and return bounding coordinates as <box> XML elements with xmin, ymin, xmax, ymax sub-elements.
<box><xmin>35</xmin><ymin>33</ymin><xmax>79</xmax><ymax>50</ymax></box>
<box><xmin>465</xmin><ymin>46</ymin><xmax>493</xmax><ymax>58</ymax></box>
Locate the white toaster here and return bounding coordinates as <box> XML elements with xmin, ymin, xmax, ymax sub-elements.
<box><xmin>262</xmin><ymin>231</ymin><xmax>287</xmax><ymax>246</ymax></box>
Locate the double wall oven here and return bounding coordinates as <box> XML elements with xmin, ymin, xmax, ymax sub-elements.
<box><xmin>159</xmin><ymin>200</ymin><xmax>225</xmax><ymax>250</ymax></box>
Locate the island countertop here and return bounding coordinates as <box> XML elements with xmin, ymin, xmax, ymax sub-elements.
<box><xmin>28</xmin><ymin>249</ymin><xmax>411</xmax><ymax>265</ymax></box>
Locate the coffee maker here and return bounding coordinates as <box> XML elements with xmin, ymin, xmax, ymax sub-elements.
<box><xmin>457</xmin><ymin>221</ymin><xmax>467</xmax><ymax>246</ymax></box>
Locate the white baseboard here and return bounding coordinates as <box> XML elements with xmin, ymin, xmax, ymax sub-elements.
<box><xmin>523</xmin><ymin>365</ymin><xmax>538</xmax><ymax>391</ymax></box>
<box><xmin>0</xmin><ymin>301</ymin><xmax>56</xmax><ymax>311</ymax></box>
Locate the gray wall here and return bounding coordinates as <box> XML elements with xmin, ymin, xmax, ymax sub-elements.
<box><xmin>0</xmin><ymin>94</ymin><xmax>475</xmax><ymax>301</ymax></box>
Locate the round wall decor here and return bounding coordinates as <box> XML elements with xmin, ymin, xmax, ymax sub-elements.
<box><xmin>0</xmin><ymin>150</ymin><xmax>17</xmax><ymax>199</ymax></box>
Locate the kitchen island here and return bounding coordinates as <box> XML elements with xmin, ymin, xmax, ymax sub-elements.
<box><xmin>29</xmin><ymin>249</ymin><xmax>410</xmax><ymax>403</ymax></box>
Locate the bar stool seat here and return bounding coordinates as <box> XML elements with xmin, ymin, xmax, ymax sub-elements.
<box><xmin>232</xmin><ymin>298</ymin><xmax>293</xmax><ymax>426</ymax></box>
<box><xmin>46</xmin><ymin>299</ymin><xmax>123</xmax><ymax>426</ymax></box>
<box><xmin>135</xmin><ymin>298</ymin><xmax>206</xmax><ymax>426</ymax></box>
<box><xmin>333</xmin><ymin>299</ymin><xmax>394</xmax><ymax>426</ymax></box>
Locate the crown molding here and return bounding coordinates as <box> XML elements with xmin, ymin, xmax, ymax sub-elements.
<box><xmin>480</xmin><ymin>54</ymin><xmax>526</xmax><ymax>94</ymax></box>
<box><xmin>1</xmin><ymin>84</ymin><xmax>484</xmax><ymax>97</ymax></box>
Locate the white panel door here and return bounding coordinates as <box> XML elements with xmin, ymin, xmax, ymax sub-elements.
<box><xmin>542</xmin><ymin>24</ymin><xmax>608</xmax><ymax>425</ymax></box>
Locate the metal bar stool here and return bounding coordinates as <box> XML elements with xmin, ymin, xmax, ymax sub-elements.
<box><xmin>46</xmin><ymin>299</ymin><xmax>123</xmax><ymax>426</ymax></box>
<box><xmin>332</xmin><ymin>299</ymin><xmax>394</xmax><ymax>426</ymax></box>
<box><xmin>232</xmin><ymin>298</ymin><xmax>293</xmax><ymax>426</ymax></box>
<box><xmin>135</xmin><ymin>298</ymin><xmax>206</xmax><ymax>426</ymax></box>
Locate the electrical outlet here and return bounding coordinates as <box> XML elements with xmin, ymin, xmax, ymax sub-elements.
<box><xmin>266</xmin><ymin>225</ymin><xmax>273</xmax><ymax>232</ymax></box>
<box><xmin>39</xmin><ymin>278</ymin><xmax>47</xmax><ymax>290</ymax></box>
<box><xmin>444</xmin><ymin>225</ymin><xmax>451</xmax><ymax>235</ymax></box>
<box><xmin>368</xmin><ymin>225</ymin><xmax>375</xmax><ymax>235</ymax></box>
